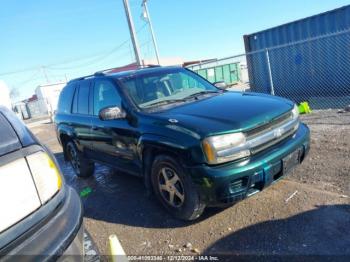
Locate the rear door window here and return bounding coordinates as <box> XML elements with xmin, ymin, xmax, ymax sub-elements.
<box><xmin>76</xmin><ymin>81</ymin><xmax>90</xmax><ymax>115</ymax></box>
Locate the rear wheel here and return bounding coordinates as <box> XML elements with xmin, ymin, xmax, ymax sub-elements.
<box><xmin>66</xmin><ymin>141</ymin><xmax>94</xmax><ymax>178</ymax></box>
<box><xmin>151</xmin><ymin>155</ymin><xmax>205</xmax><ymax>220</ymax></box>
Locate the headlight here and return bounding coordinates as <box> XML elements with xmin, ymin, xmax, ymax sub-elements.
<box><xmin>292</xmin><ymin>104</ymin><xmax>299</xmax><ymax>119</ymax></box>
<box><xmin>202</xmin><ymin>132</ymin><xmax>250</xmax><ymax>164</ymax></box>
<box><xmin>27</xmin><ymin>152</ymin><xmax>62</xmax><ymax>204</ymax></box>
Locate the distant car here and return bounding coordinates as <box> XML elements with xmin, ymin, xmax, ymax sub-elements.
<box><xmin>0</xmin><ymin>106</ymin><xmax>84</xmax><ymax>260</ymax></box>
<box><xmin>55</xmin><ymin>66</ymin><xmax>310</xmax><ymax>220</ymax></box>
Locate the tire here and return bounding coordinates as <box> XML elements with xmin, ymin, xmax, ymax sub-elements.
<box><xmin>66</xmin><ymin>141</ymin><xmax>94</xmax><ymax>178</ymax></box>
<box><xmin>151</xmin><ymin>155</ymin><xmax>205</xmax><ymax>220</ymax></box>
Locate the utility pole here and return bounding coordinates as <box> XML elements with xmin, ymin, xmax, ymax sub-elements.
<box><xmin>142</xmin><ymin>0</ymin><xmax>160</xmax><ymax>65</ymax></box>
<box><xmin>41</xmin><ymin>66</ymin><xmax>49</xmax><ymax>83</ymax></box>
<box><xmin>122</xmin><ymin>0</ymin><xmax>142</xmax><ymax>66</ymax></box>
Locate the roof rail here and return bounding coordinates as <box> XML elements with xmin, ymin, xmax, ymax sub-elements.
<box><xmin>94</xmin><ymin>67</ymin><xmax>121</xmax><ymax>74</ymax></box>
<box><xmin>68</xmin><ymin>64</ymin><xmax>162</xmax><ymax>83</ymax></box>
<box><xmin>94</xmin><ymin>72</ymin><xmax>105</xmax><ymax>77</ymax></box>
<box><xmin>68</xmin><ymin>71</ymin><xmax>106</xmax><ymax>83</ymax></box>
<box><xmin>96</xmin><ymin>64</ymin><xmax>161</xmax><ymax>73</ymax></box>
<box><xmin>68</xmin><ymin>75</ymin><xmax>90</xmax><ymax>83</ymax></box>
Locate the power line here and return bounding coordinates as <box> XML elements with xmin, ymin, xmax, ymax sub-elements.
<box><xmin>73</xmin><ymin>38</ymin><xmax>152</xmax><ymax>72</ymax></box>
<box><xmin>0</xmin><ymin>23</ymin><xmax>148</xmax><ymax>77</ymax></box>
<box><xmin>44</xmin><ymin>22</ymin><xmax>148</xmax><ymax>71</ymax></box>
<box><xmin>11</xmin><ymin>70</ymin><xmax>41</xmax><ymax>87</ymax></box>
<box><xmin>46</xmin><ymin>22</ymin><xmax>147</xmax><ymax>70</ymax></box>
<box><xmin>9</xmin><ymin>38</ymin><xmax>153</xmax><ymax>92</ymax></box>
<box><xmin>47</xmin><ymin>39</ymin><xmax>131</xmax><ymax>70</ymax></box>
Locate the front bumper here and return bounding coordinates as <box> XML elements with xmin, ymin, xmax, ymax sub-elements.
<box><xmin>2</xmin><ymin>186</ymin><xmax>84</xmax><ymax>261</ymax></box>
<box><xmin>189</xmin><ymin>123</ymin><xmax>310</xmax><ymax>206</ymax></box>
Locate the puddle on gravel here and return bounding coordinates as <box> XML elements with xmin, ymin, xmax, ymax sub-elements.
<box><xmin>55</xmin><ymin>154</ymin><xmax>121</xmax><ymax>198</ymax></box>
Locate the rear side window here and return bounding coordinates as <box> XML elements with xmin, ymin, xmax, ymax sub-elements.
<box><xmin>72</xmin><ymin>81</ymin><xmax>90</xmax><ymax>115</ymax></box>
<box><xmin>78</xmin><ymin>82</ymin><xmax>90</xmax><ymax>114</ymax></box>
<box><xmin>57</xmin><ymin>83</ymin><xmax>75</xmax><ymax>114</ymax></box>
<box><xmin>93</xmin><ymin>80</ymin><xmax>121</xmax><ymax>115</ymax></box>
<box><xmin>72</xmin><ymin>87</ymin><xmax>78</xmax><ymax>114</ymax></box>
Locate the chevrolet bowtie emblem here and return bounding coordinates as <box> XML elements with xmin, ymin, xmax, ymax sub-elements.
<box><xmin>274</xmin><ymin>128</ymin><xmax>283</xmax><ymax>138</ymax></box>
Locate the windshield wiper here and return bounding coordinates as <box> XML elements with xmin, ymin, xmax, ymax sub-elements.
<box><xmin>184</xmin><ymin>90</ymin><xmax>220</xmax><ymax>100</ymax></box>
<box><xmin>145</xmin><ymin>98</ymin><xmax>187</xmax><ymax>108</ymax></box>
<box><xmin>144</xmin><ymin>90</ymin><xmax>220</xmax><ymax>108</ymax></box>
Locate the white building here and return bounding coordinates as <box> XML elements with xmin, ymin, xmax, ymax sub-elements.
<box><xmin>35</xmin><ymin>82</ymin><xmax>66</xmax><ymax>114</ymax></box>
<box><xmin>0</xmin><ymin>80</ymin><xmax>12</xmax><ymax>110</ymax></box>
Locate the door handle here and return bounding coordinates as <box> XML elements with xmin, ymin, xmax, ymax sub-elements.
<box><xmin>92</xmin><ymin>126</ymin><xmax>98</xmax><ymax>130</ymax></box>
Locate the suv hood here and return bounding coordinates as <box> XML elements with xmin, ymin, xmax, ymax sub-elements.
<box><xmin>154</xmin><ymin>92</ymin><xmax>294</xmax><ymax>137</ymax></box>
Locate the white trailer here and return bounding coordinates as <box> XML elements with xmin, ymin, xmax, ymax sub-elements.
<box><xmin>35</xmin><ymin>82</ymin><xmax>66</xmax><ymax>115</ymax></box>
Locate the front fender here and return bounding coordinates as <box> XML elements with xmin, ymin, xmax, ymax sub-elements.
<box><xmin>137</xmin><ymin>133</ymin><xmax>194</xmax><ymax>192</ymax></box>
<box><xmin>137</xmin><ymin>133</ymin><xmax>189</xmax><ymax>162</ymax></box>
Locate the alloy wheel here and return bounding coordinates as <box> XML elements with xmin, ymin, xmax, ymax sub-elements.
<box><xmin>158</xmin><ymin>167</ymin><xmax>185</xmax><ymax>207</ymax></box>
<box><xmin>68</xmin><ymin>144</ymin><xmax>80</xmax><ymax>175</ymax></box>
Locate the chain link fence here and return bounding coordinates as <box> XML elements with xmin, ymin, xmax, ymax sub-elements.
<box><xmin>187</xmin><ymin>29</ymin><xmax>350</xmax><ymax>110</ymax></box>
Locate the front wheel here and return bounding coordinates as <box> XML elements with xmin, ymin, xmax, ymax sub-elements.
<box><xmin>66</xmin><ymin>141</ymin><xmax>94</xmax><ymax>178</ymax></box>
<box><xmin>151</xmin><ymin>155</ymin><xmax>205</xmax><ymax>220</ymax></box>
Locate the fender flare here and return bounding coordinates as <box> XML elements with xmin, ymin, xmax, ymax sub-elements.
<box><xmin>56</xmin><ymin>124</ymin><xmax>75</xmax><ymax>160</ymax></box>
<box><xmin>137</xmin><ymin>134</ymin><xmax>189</xmax><ymax>192</ymax></box>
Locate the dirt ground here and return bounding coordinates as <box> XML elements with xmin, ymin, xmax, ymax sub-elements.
<box><xmin>290</xmin><ymin>110</ymin><xmax>350</xmax><ymax>195</ymax></box>
<box><xmin>28</xmin><ymin>110</ymin><xmax>350</xmax><ymax>260</ymax></box>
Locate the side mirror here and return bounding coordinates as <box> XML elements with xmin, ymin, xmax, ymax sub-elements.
<box><xmin>213</xmin><ymin>81</ymin><xmax>228</xmax><ymax>89</ymax></box>
<box><xmin>99</xmin><ymin>106</ymin><xmax>126</xmax><ymax>121</ymax></box>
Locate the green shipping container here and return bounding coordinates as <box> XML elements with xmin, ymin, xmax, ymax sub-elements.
<box><xmin>197</xmin><ymin>69</ymin><xmax>207</xmax><ymax>79</ymax></box>
<box><xmin>193</xmin><ymin>63</ymin><xmax>240</xmax><ymax>85</ymax></box>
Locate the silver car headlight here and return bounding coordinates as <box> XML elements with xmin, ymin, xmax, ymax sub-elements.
<box><xmin>291</xmin><ymin>104</ymin><xmax>300</xmax><ymax>131</ymax></box>
<box><xmin>202</xmin><ymin>132</ymin><xmax>250</xmax><ymax>164</ymax></box>
<box><xmin>292</xmin><ymin>104</ymin><xmax>299</xmax><ymax>119</ymax></box>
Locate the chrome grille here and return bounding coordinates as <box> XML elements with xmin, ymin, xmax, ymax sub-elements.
<box><xmin>246</xmin><ymin>111</ymin><xmax>299</xmax><ymax>155</ymax></box>
<box><xmin>208</xmin><ymin>110</ymin><xmax>299</xmax><ymax>160</ymax></box>
<box><xmin>247</xmin><ymin>111</ymin><xmax>293</xmax><ymax>139</ymax></box>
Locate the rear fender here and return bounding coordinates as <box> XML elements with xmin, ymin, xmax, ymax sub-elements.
<box><xmin>56</xmin><ymin>124</ymin><xmax>75</xmax><ymax>160</ymax></box>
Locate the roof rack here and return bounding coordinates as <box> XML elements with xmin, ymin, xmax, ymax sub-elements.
<box><xmin>94</xmin><ymin>67</ymin><xmax>122</xmax><ymax>74</ymax></box>
<box><xmin>92</xmin><ymin>64</ymin><xmax>161</xmax><ymax>76</ymax></box>
<box><xmin>68</xmin><ymin>64</ymin><xmax>162</xmax><ymax>83</ymax></box>
<box><xmin>68</xmin><ymin>71</ymin><xmax>106</xmax><ymax>83</ymax></box>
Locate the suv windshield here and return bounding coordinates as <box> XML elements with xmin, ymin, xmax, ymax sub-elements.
<box><xmin>119</xmin><ymin>68</ymin><xmax>219</xmax><ymax>109</ymax></box>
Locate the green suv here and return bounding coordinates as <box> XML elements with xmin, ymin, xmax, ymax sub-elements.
<box><xmin>55</xmin><ymin>66</ymin><xmax>310</xmax><ymax>220</ymax></box>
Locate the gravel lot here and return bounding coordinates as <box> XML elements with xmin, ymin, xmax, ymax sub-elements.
<box><xmin>291</xmin><ymin>110</ymin><xmax>350</xmax><ymax>195</ymax></box>
<box><xmin>28</xmin><ymin>110</ymin><xmax>350</xmax><ymax>259</ymax></box>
